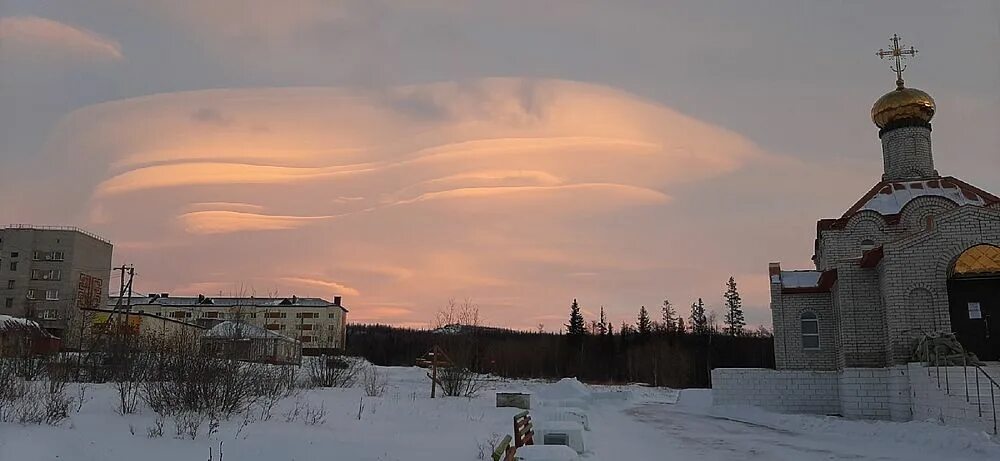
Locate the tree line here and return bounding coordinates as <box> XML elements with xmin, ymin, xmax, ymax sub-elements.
<box><xmin>346</xmin><ymin>277</ymin><xmax>773</xmax><ymax>388</ymax></box>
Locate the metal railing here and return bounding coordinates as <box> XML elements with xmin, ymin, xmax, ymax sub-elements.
<box><xmin>926</xmin><ymin>340</ymin><xmax>999</xmax><ymax>435</ymax></box>
<box><xmin>0</xmin><ymin>224</ymin><xmax>112</xmax><ymax>245</ymax></box>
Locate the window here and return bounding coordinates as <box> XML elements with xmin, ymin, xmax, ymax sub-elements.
<box><xmin>328</xmin><ymin>324</ymin><xmax>337</xmax><ymax>330</ymax></box>
<box><xmin>9</xmin><ymin>252</ymin><xmax>17</xmax><ymax>258</ymax></box>
<box><xmin>6</xmin><ymin>280</ymin><xmax>13</xmax><ymax>289</ymax></box>
<box><xmin>38</xmin><ymin>309</ymin><xmax>59</xmax><ymax>320</ymax></box>
<box><xmin>4</xmin><ymin>298</ymin><xmax>12</xmax><ymax>308</ymax></box>
<box><xmin>295</xmin><ymin>312</ymin><xmax>319</xmax><ymax>319</ymax></box>
<box><xmin>328</xmin><ymin>313</ymin><xmax>337</xmax><ymax>319</ymax></box>
<box><xmin>9</xmin><ymin>262</ymin><xmax>16</xmax><ymax>271</ymax></box>
<box><xmin>169</xmin><ymin>311</ymin><xmax>192</xmax><ymax>319</ymax></box>
<box><xmin>296</xmin><ymin>324</ymin><xmax>313</xmax><ymax>331</ymax></box>
<box><xmin>300</xmin><ymin>336</ymin><xmax>312</xmax><ymax>343</ymax></box>
<box><xmin>30</xmin><ymin>269</ymin><xmax>61</xmax><ymax>281</ymax></box>
<box><xmin>265</xmin><ymin>324</ymin><xmax>281</xmax><ymax>330</ymax></box>
<box><xmin>45</xmin><ymin>290</ymin><xmax>59</xmax><ymax>300</ymax></box>
<box><xmin>860</xmin><ymin>239</ymin><xmax>876</xmax><ymax>253</ymax></box>
<box><xmin>32</xmin><ymin>250</ymin><xmax>65</xmax><ymax>261</ymax></box>
<box><xmin>264</xmin><ymin>312</ymin><xmax>287</xmax><ymax>319</ymax></box>
<box><xmin>801</xmin><ymin>312</ymin><xmax>820</xmax><ymax>350</ymax></box>
<box><xmin>26</xmin><ymin>289</ymin><xmax>36</xmax><ymax>300</ymax></box>
<box><xmin>202</xmin><ymin>312</ymin><xmax>219</xmax><ymax>318</ymax></box>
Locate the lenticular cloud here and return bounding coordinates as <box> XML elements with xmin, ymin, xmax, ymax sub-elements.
<box><xmin>40</xmin><ymin>78</ymin><xmax>762</xmax><ymax>325</ymax></box>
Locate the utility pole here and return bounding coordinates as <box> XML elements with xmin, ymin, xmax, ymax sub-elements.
<box><xmin>111</xmin><ymin>264</ymin><xmax>135</xmax><ymax>330</ymax></box>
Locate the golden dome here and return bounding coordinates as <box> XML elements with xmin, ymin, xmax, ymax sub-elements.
<box><xmin>871</xmin><ymin>86</ymin><xmax>935</xmax><ymax>129</ymax></box>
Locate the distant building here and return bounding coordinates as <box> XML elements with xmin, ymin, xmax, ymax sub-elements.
<box><xmin>0</xmin><ymin>314</ymin><xmax>61</xmax><ymax>356</ymax></box>
<box><xmin>0</xmin><ymin>225</ymin><xmax>113</xmax><ymax>338</ymax></box>
<box><xmin>111</xmin><ymin>294</ymin><xmax>348</xmax><ymax>352</ymax></box>
<box><xmin>201</xmin><ymin>321</ymin><xmax>302</xmax><ymax>365</ymax></box>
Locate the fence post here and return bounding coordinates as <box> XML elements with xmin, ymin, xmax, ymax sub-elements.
<box><xmin>991</xmin><ymin>380</ymin><xmax>997</xmax><ymax>435</ymax></box>
<box><xmin>964</xmin><ymin>353</ymin><xmax>969</xmax><ymax>402</ymax></box>
<box><xmin>976</xmin><ymin>367</ymin><xmax>983</xmax><ymax>417</ymax></box>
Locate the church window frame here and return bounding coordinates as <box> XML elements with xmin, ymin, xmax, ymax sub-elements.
<box><xmin>800</xmin><ymin>312</ymin><xmax>820</xmax><ymax>350</ymax></box>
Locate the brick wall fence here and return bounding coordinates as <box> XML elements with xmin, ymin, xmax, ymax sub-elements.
<box><xmin>713</xmin><ymin>364</ymin><xmax>1000</xmax><ymax>434</ymax></box>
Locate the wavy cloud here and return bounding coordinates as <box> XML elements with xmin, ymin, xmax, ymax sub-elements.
<box><xmin>42</xmin><ymin>78</ymin><xmax>764</xmax><ymax>328</ymax></box>
<box><xmin>0</xmin><ymin>16</ymin><xmax>122</xmax><ymax>61</ymax></box>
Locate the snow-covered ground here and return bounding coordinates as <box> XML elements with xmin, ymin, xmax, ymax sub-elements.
<box><xmin>1</xmin><ymin>366</ymin><xmax>998</xmax><ymax>460</ymax></box>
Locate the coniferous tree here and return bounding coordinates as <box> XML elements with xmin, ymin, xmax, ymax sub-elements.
<box><xmin>677</xmin><ymin>317</ymin><xmax>685</xmax><ymax>333</ymax></box>
<box><xmin>637</xmin><ymin>305</ymin><xmax>652</xmax><ymax>336</ymax></box>
<box><xmin>598</xmin><ymin>306</ymin><xmax>608</xmax><ymax>336</ymax></box>
<box><xmin>566</xmin><ymin>299</ymin><xmax>586</xmax><ymax>337</ymax></box>
<box><xmin>661</xmin><ymin>299</ymin><xmax>677</xmax><ymax>332</ymax></box>
<box><xmin>689</xmin><ymin>298</ymin><xmax>708</xmax><ymax>334</ymax></box>
<box><xmin>723</xmin><ymin>276</ymin><xmax>746</xmax><ymax>335</ymax></box>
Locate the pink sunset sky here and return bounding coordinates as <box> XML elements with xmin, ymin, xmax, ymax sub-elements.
<box><xmin>1</xmin><ymin>1</ymin><xmax>998</xmax><ymax>330</ymax></box>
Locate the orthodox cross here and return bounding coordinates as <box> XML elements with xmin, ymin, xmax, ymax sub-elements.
<box><xmin>876</xmin><ymin>34</ymin><xmax>918</xmax><ymax>89</ymax></box>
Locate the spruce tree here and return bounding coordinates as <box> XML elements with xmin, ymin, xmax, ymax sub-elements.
<box><xmin>661</xmin><ymin>299</ymin><xmax>677</xmax><ymax>332</ymax></box>
<box><xmin>566</xmin><ymin>299</ymin><xmax>586</xmax><ymax>337</ymax></box>
<box><xmin>598</xmin><ymin>306</ymin><xmax>608</xmax><ymax>336</ymax></box>
<box><xmin>637</xmin><ymin>305</ymin><xmax>651</xmax><ymax>336</ymax></box>
<box><xmin>723</xmin><ymin>276</ymin><xmax>746</xmax><ymax>335</ymax></box>
<box><xmin>689</xmin><ymin>298</ymin><xmax>708</xmax><ymax>334</ymax></box>
<box><xmin>677</xmin><ymin>317</ymin><xmax>685</xmax><ymax>333</ymax></box>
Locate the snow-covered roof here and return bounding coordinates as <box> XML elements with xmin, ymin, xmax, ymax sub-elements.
<box><xmin>779</xmin><ymin>271</ymin><xmax>822</xmax><ymax>289</ymax></box>
<box><xmin>846</xmin><ymin>177</ymin><xmax>998</xmax><ymax>217</ymax></box>
<box><xmin>108</xmin><ymin>295</ymin><xmax>346</xmax><ymax>310</ymax></box>
<box><xmin>0</xmin><ymin>314</ymin><xmax>55</xmax><ymax>337</ymax></box>
<box><xmin>203</xmin><ymin>321</ymin><xmax>296</xmax><ymax>341</ymax></box>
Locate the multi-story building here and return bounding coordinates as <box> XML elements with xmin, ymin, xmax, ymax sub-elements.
<box><xmin>0</xmin><ymin>225</ymin><xmax>113</xmax><ymax>337</ymax></box>
<box><xmin>111</xmin><ymin>294</ymin><xmax>348</xmax><ymax>351</ymax></box>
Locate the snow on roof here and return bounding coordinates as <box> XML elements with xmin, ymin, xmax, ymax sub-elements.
<box><xmin>108</xmin><ymin>295</ymin><xmax>343</xmax><ymax>309</ymax></box>
<box><xmin>0</xmin><ymin>314</ymin><xmax>55</xmax><ymax>337</ymax></box>
<box><xmin>780</xmin><ymin>271</ymin><xmax>822</xmax><ymax>289</ymax></box>
<box><xmin>850</xmin><ymin>178</ymin><xmax>996</xmax><ymax>217</ymax></box>
<box><xmin>203</xmin><ymin>321</ymin><xmax>296</xmax><ymax>341</ymax></box>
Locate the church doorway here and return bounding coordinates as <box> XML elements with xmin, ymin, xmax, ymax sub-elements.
<box><xmin>947</xmin><ymin>244</ymin><xmax>1000</xmax><ymax>361</ymax></box>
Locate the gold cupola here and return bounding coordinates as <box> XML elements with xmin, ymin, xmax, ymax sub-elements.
<box><xmin>871</xmin><ymin>34</ymin><xmax>935</xmax><ymax>130</ymax></box>
<box><xmin>871</xmin><ymin>85</ymin><xmax>936</xmax><ymax>129</ymax></box>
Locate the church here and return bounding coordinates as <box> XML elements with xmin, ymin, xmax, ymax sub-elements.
<box><xmin>713</xmin><ymin>36</ymin><xmax>1000</xmax><ymax>432</ymax></box>
<box><xmin>770</xmin><ymin>35</ymin><xmax>1000</xmax><ymax>371</ymax></box>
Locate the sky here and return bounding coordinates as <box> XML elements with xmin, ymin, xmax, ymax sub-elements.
<box><xmin>1</xmin><ymin>1</ymin><xmax>998</xmax><ymax>330</ymax></box>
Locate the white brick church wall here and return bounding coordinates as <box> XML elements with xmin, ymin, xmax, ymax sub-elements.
<box><xmin>711</xmin><ymin>368</ymin><xmax>840</xmax><ymax>415</ymax></box>
<box><xmin>713</xmin><ymin>364</ymin><xmax>1000</xmax><ymax>434</ymax></box>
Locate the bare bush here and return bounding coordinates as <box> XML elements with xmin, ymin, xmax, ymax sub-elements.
<box><xmin>477</xmin><ymin>432</ymin><xmax>502</xmax><ymax>460</ymax></box>
<box><xmin>73</xmin><ymin>383</ymin><xmax>91</xmax><ymax>413</ymax></box>
<box><xmin>42</xmin><ymin>378</ymin><xmax>72</xmax><ymax>425</ymax></box>
<box><xmin>173</xmin><ymin>412</ymin><xmax>203</xmax><ymax>440</ymax></box>
<box><xmin>140</xmin><ymin>332</ymin><xmax>291</xmax><ymax>420</ymax></box>
<box><xmin>306</xmin><ymin>355</ymin><xmax>361</xmax><ymax>388</ymax></box>
<box><xmin>361</xmin><ymin>366</ymin><xmax>388</xmax><ymax>397</ymax></box>
<box><xmin>302</xmin><ymin>402</ymin><xmax>326</xmax><ymax>426</ymax></box>
<box><xmin>0</xmin><ymin>359</ymin><xmax>72</xmax><ymax>426</ymax></box>
<box><xmin>437</xmin><ymin>366</ymin><xmax>485</xmax><ymax>398</ymax></box>
<box><xmin>104</xmin><ymin>329</ymin><xmax>152</xmax><ymax>415</ymax></box>
<box><xmin>147</xmin><ymin>416</ymin><xmax>165</xmax><ymax>438</ymax></box>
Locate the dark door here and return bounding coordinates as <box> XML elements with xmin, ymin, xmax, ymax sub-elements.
<box><xmin>948</xmin><ymin>277</ymin><xmax>1000</xmax><ymax>360</ymax></box>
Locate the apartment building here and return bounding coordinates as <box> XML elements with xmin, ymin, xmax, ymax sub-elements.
<box><xmin>0</xmin><ymin>225</ymin><xmax>113</xmax><ymax>336</ymax></box>
<box><xmin>113</xmin><ymin>294</ymin><xmax>348</xmax><ymax>351</ymax></box>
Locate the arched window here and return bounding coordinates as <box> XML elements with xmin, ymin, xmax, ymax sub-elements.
<box><xmin>801</xmin><ymin>312</ymin><xmax>820</xmax><ymax>350</ymax></box>
<box><xmin>860</xmin><ymin>239</ymin><xmax>876</xmax><ymax>253</ymax></box>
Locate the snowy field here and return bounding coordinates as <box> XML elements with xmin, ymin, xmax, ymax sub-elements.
<box><xmin>1</xmin><ymin>366</ymin><xmax>999</xmax><ymax>461</ymax></box>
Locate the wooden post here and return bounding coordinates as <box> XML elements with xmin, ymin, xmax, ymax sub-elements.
<box><xmin>430</xmin><ymin>347</ymin><xmax>437</xmax><ymax>399</ymax></box>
